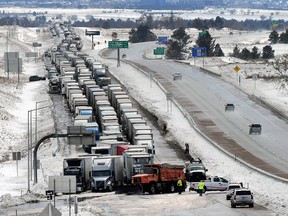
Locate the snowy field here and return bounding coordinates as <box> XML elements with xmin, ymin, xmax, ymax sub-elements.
<box><xmin>0</xmin><ymin>8</ymin><xmax>288</xmax><ymax>215</ymax></box>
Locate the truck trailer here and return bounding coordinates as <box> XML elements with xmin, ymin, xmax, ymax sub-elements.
<box><xmin>63</xmin><ymin>157</ymin><xmax>92</xmax><ymax>193</ymax></box>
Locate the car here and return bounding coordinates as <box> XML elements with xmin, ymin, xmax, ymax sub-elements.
<box><xmin>173</xmin><ymin>73</ymin><xmax>182</xmax><ymax>80</ymax></box>
<box><xmin>225</xmin><ymin>183</ymin><xmax>242</xmax><ymax>200</ymax></box>
<box><xmin>230</xmin><ymin>188</ymin><xmax>254</xmax><ymax>208</ymax></box>
<box><xmin>225</xmin><ymin>103</ymin><xmax>235</xmax><ymax>111</ymax></box>
<box><xmin>29</xmin><ymin>75</ymin><xmax>46</xmax><ymax>82</ymax></box>
<box><xmin>185</xmin><ymin>159</ymin><xmax>208</xmax><ymax>182</ymax></box>
<box><xmin>249</xmin><ymin>124</ymin><xmax>262</xmax><ymax>135</ymax></box>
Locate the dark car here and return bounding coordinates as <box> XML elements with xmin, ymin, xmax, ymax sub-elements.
<box><xmin>225</xmin><ymin>103</ymin><xmax>235</xmax><ymax>111</ymax></box>
<box><xmin>173</xmin><ymin>73</ymin><xmax>182</xmax><ymax>80</ymax></box>
<box><xmin>185</xmin><ymin>159</ymin><xmax>208</xmax><ymax>182</ymax></box>
<box><xmin>249</xmin><ymin>124</ymin><xmax>262</xmax><ymax>135</ymax></box>
<box><xmin>29</xmin><ymin>75</ymin><xmax>46</xmax><ymax>82</ymax></box>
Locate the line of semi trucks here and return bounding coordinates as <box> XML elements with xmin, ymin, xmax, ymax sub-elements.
<box><xmin>45</xmin><ymin>24</ymin><xmax>213</xmax><ymax>194</ymax></box>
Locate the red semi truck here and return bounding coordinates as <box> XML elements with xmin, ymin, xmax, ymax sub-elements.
<box><xmin>132</xmin><ymin>163</ymin><xmax>185</xmax><ymax>194</ymax></box>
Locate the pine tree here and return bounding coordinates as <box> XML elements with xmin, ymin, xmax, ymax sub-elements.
<box><xmin>166</xmin><ymin>27</ymin><xmax>191</xmax><ymax>60</ymax></box>
<box><xmin>269</xmin><ymin>30</ymin><xmax>279</xmax><ymax>44</ymax></box>
<box><xmin>232</xmin><ymin>45</ymin><xmax>240</xmax><ymax>57</ymax></box>
<box><xmin>195</xmin><ymin>30</ymin><xmax>215</xmax><ymax>57</ymax></box>
<box><xmin>214</xmin><ymin>43</ymin><xmax>224</xmax><ymax>56</ymax></box>
<box><xmin>279</xmin><ymin>30</ymin><xmax>288</xmax><ymax>43</ymax></box>
<box><xmin>128</xmin><ymin>25</ymin><xmax>157</xmax><ymax>43</ymax></box>
<box><xmin>262</xmin><ymin>45</ymin><xmax>275</xmax><ymax>59</ymax></box>
<box><xmin>251</xmin><ymin>46</ymin><xmax>260</xmax><ymax>59</ymax></box>
<box><xmin>239</xmin><ymin>48</ymin><xmax>251</xmax><ymax>60</ymax></box>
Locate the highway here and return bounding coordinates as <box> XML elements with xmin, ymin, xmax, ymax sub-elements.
<box><xmin>103</xmin><ymin>41</ymin><xmax>288</xmax><ymax>180</ymax></box>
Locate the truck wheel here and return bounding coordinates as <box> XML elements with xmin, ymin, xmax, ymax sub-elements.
<box><xmin>149</xmin><ymin>183</ymin><xmax>156</xmax><ymax>194</ymax></box>
<box><xmin>169</xmin><ymin>184</ymin><xmax>175</xmax><ymax>193</ymax></box>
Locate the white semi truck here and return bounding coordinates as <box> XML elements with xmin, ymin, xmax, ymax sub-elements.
<box><xmin>90</xmin><ymin>156</ymin><xmax>124</xmax><ymax>192</ymax></box>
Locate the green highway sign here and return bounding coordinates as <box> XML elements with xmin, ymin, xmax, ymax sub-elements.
<box><xmin>108</xmin><ymin>40</ymin><xmax>129</xmax><ymax>49</ymax></box>
<box><xmin>154</xmin><ymin>47</ymin><xmax>165</xmax><ymax>55</ymax></box>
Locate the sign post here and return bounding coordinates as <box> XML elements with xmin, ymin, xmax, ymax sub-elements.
<box><xmin>12</xmin><ymin>152</ymin><xmax>21</xmax><ymax>177</ymax></box>
<box><xmin>157</xmin><ymin>36</ymin><xmax>168</xmax><ymax>45</ymax></box>
<box><xmin>85</xmin><ymin>29</ymin><xmax>100</xmax><ymax>50</ymax></box>
<box><xmin>166</xmin><ymin>92</ymin><xmax>173</xmax><ymax>112</ymax></box>
<box><xmin>192</xmin><ymin>47</ymin><xmax>206</xmax><ymax>67</ymax></box>
<box><xmin>108</xmin><ymin>40</ymin><xmax>129</xmax><ymax>67</ymax></box>
<box><xmin>153</xmin><ymin>47</ymin><xmax>165</xmax><ymax>56</ymax></box>
<box><xmin>234</xmin><ymin>65</ymin><xmax>241</xmax><ymax>85</ymax></box>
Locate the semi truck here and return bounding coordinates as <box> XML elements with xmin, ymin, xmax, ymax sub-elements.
<box><xmin>63</xmin><ymin>157</ymin><xmax>92</xmax><ymax>193</ymax></box>
<box><xmin>132</xmin><ymin>163</ymin><xmax>185</xmax><ymax>194</ymax></box>
<box><xmin>90</xmin><ymin>156</ymin><xmax>124</xmax><ymax>192</ymax></box>
<box><xmin>123</xmin><ymin>152</ymin><xmax>154</xmax><ymax>184</ymax></box>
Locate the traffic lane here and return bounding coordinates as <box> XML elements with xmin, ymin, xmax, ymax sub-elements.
<box><xmin>104</xmin><ymin>42</ymin><xmax>288</xmax><ymax>176</ymax></box>
<box><xmin>204</xmin><ymin>191</ymin><xmax>273</xmax><ymax>216</ymax></box>
<box><xmin>77</xmin><ymin>190</ymin><xmax>273</xmax><ymax>216</ymax></box>
<box><xmin>128</xmin><ymin>57</ymin><xmax>288</xmax><ymax>174</ymax></box>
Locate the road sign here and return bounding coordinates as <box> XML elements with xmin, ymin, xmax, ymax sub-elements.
<box><xmin>85</xmin><ymin>30</ymin><xmax>100</xmax><ymax>36</ymax></box>
<box><xmin>67</xmin><ymin>126</ymin><xmax>95</xmax><ymax>145</ymax></box>
<box><xmin>46</xmin><ymin>190</ymin><xmax>54</xmax><ymax>200</ymax></box>
<box><xmin>157</xmin><ymin>36</ymin><xmax>168</xmax><ymax>45</ymax></box>
<box><xmin>192</xmin><ymin>47</ymin><xmax>206</xmax><ymax>57</ymax></box>
<box><xmin>166</xmin><ymin>92</ymin><xmax>173</xmax><ymax>100</ymax></box>
<box><xmin>234</xmin><ymin>65</ymin><xmax>241</xmax><ymax>73</ymax></box>
<box><xmin>12</xmin><ymin>152</ymin><xmax>21</xmax><ymax>160</ymax></box>
<box><xmin>25</xmin><ymin>52</ymin><xmax>39</xmax><ymax>58</ymax></box>
<box><xmin>32</xmin><ymin>42</ymin><xmax>42</xmax><ymax>47</ymax></box>
<box><xmin>48</xmin><ymin>176</ymin><xmax>76</xmax><ymax>194</ymax></box>
<box><xmin>154</xmin><ymin>47</ymin><xmax>165</xmax><ymax>55</ymax></box>
<box><xmin>108</xmin><ymin>40</ymin><xmax>129</xmax><ymax>49</ymax></box>
<box><xmin>252</xmin><ymin>73</ymin><xmax>258</xmax><ymax>80</ymax></box>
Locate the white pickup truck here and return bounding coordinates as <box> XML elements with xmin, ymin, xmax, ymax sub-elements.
<box><xmin>189</xmin><ymin>176</ymin><xmax>229</xmax><ymax>191</ymax></box>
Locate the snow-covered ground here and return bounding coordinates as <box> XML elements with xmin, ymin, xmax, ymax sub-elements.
<box><xmin>0</xmin><ymin>8</ymin><xmax>288</xmax><ymax>215</ymax></box>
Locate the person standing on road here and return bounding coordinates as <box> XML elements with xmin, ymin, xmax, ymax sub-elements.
<box><xmin>198</xmin><ymin>180</ymin><xmax>205</xmax><ymax>196</ymax></box>
<box><xmin>177</xmin><ymin>178</ymin><xmax>183</xmax><ymax>194</ymax></box>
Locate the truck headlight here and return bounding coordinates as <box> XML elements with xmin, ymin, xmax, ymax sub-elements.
<box><xmin>107</xmin><ymin>180</ymin><xmax>111</xmax><ymax>186</ymax></box>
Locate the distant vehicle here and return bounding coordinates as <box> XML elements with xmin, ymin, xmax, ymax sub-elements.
<box><xmin>225</xmin><ymin>103</ymin><xmax>235</xmax><ymax>111</ymax></box>
<box><xmin>226</xmin><ymin>183</ymin><xmax>242</xmax><ymax>200</ymax></box>
<box><xmin>249</xmin><ymin>124</ymin><xmax>262</xmax><ymax>135</ymax></box>
<box><xmin>29</xmin><ymin>75</ymin><xmax>46</xmax><ymax>82</ymax></box>
<box><xmin>173</xmin><ymin>73</ymin><xmax>182</xmax><ymax>80</ymax></box>
<box><xmin>230</xmin><ymin>188</ymin><xmax>254</xmax><ymax>208</ymax></box>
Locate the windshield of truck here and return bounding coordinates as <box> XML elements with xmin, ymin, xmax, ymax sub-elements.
<box><xmin>134</xmin><ymin>158</ymin><xmax>150</xmax><ymax>164</ymax></box>
<box><xmin>133</xmin><ymin>165</ymin><xmax>144</xmax><ymax>175</ymax></box>
<box><xmin>92</xmin><ymin>170</ymin><xmax>111</xmax><ymax>177</ymax></box>
<box><xmin>142</xmin><ymin>168</ymin><xmax>157</xmax><ymax>174</ymax></box>
<box><xmin>191</xmin><ymin>166</ymin><xmax>205</xmax><ymax>171</ymax></box>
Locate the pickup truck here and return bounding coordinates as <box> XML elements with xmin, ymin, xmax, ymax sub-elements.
<box><xmin>189</xmin><ymin>176</ymin><xmax>229</xmax><ymax>192</ymax></box>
